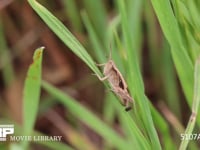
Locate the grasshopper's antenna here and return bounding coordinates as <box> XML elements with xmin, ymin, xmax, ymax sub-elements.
<box><xmin>109</xmin><ymin>43</ymin><xmax>112</xmax><ymax>60</ymax></box>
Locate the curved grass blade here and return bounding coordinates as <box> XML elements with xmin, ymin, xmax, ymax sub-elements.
<box><xmin>27</xmin><ymin>0</ymin><xmax>101</xmax><ymax>77</ymax></box>
<box><xmin>42</xmin><ymin>81</ymin><xmax>129</xmax><ymax>150</ymax></box>
<box><xmin>22</xmin><ymin>47</ymin><xmax>44</xmax><ymax>149</ymax></box>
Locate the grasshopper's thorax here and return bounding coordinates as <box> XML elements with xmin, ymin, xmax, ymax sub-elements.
<box><xmin>103</xmin><ymin>60</ymin><xmax>114</xmax><ymax>75</ymax></box>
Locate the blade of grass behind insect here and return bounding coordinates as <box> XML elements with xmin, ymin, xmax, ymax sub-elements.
<box><xmin>22</xmin><ymin>47</ymin><xmax>44</xmax><ymax>149</ymax></box>
<box><xmin>42</xmin><ymin>81</ymin><xmax>129</xmax><ymax>150</ymax></box>
<box><xmin>127</xmin><ymin>0</ymin><xmax>143</xmax><ymax>65</ymax></box>
<box><xmin>117</xmin><ymin>0</ymin><xmax>161</xmax><ymax>149</ymax></box>
<box><xmin>108</xmin><ymin>20</ymin><xmax>127</xmax><ymax>75</ymax></box>
<box><xmin>28</xmin><ymin>0</ymin><xmax>101</xmax><ymax>77</ymax></box>
<box><xmin>81</xmin><ymin>10</ymin><xmax>106</xmax><ymax>63</ymax></box>
<box><xmin>0</xmin><ymin>17</ymin><xmax>15</xmax><ymax>86</ymax></box>
<box><xmin>62</xmin><ymin>0</ymin><xmax>82</xmax><ymax>32</ymax></box>
<box><xmin>107</xmin><ymin>15</ymin><xmax>120</xmax><ymax>42</ymax></box>
<box><xmin>144</xmin><ymin>0</ymin><xmax>160</xmax><ymax>77</ymax></box>
<box><xmin>103</xmin><ymin>92</ymin><xmax>150</xmax><ymax>150</ymax></box>
<box><xmin>103</xmin><ymin>93</ymin><xmax>116</xmax><ymax>124</ymax></box>
<box><xmin>83</xmin><ymin>0</ymin><xmax>107</xmax><ymax>46</ymax></box>
<box><xmin>151</xmin><ymin>0</ymin><xmax>193</xmax><ymax>105</ymax></box>
<box><xmin>102</xmin><ymin>94</ymin><xmax>123</xmax><ymax>150</ymax></box>
<box><xmin>110</xmin><ymin>94</ymin><xmax>151</xmax><ymax>150</ymax></box>
<box><xmin>179</xmin><ymin>56</ymin><xmax>200</xmax><ymax>150</ymax></box>
<box><xmin>162</xmin><ymin>40</ymin><xmax>181</xmax><ymax>119</ymax></box>
<box><xmin>118</xmin><ymin>110</ymin><xmax>151</xmax><ymax>150</ymax></box>
<box><xmin>150</xmin><ymin>103</ymin><xmax>176</xmax><ymax>150</ymax></box>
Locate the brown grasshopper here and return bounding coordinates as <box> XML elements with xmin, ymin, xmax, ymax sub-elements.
<box><xmin>96</xmin><ymin>50</ymin><xmax>134</xmax><ymax>111</ymax></box>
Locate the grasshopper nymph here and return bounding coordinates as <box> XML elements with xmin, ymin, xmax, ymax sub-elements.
<box><xmin>96</xmin><ymin>50</ymin><xmax>134</xmax><ymax>111</ymax></box>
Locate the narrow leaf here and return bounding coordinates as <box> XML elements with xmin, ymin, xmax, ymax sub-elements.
<box><xmin>28</xmin><ymin>0</ymin><xmax>101</xmax><ymax>76</ymax></box>
<box><xmin>23</xmin><ymin>47</ymin><xmax>44</xmax><ymax>148</ymax></box>
<box><xmin>42</xmin><ymin>81</ymin><xmax>129</xmax><ymax>150</ymax></box>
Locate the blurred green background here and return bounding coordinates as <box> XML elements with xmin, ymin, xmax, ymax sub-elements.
<box><xmin>0</xmin><ymin>0</ymin><xmax>200</xmax><ymax>150</ymax></box>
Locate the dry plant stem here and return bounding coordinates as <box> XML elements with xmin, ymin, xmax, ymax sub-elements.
<box><xmin>179</xmin><ymin>56</ymin><xmax>200</xmax><ymax>150</ymax></box>
<box><xmin>157</xmin><ymin>101</ymin><xmax>184</xmax><ymax>134</ymax></box>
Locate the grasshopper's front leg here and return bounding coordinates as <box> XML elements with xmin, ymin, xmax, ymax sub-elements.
<box><xmin>95</xmin><ymin>73</ymin><xmax>109</xmax><ymax>81</ymax></box>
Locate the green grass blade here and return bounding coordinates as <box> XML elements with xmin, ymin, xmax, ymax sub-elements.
<box><xmin>28</xmin><ymin>0</ymin><xmax>101</xmax><ymax>77</ymax></box>
<box><xmin>150</xmin><ymin>103</ymin><xmax>176</xmax><ymax>150</ymax></box>
<box><xmin>108</xmin><ymin>94</ymin><xmax>151</xmax><ymax>150</ymax></box>
<box><xmin>42</xmin><ymin>81</ymin><xmax>129</xmax><ymax>150</ymax></box>
<box><xmin>62</xmin><ymin>0</ymin><xmax>82</xmax><ymax>32</ymax></box>
<box><xmin>127</xmin><ymin>0</ymin><xmax>143</xmax><ymax>64</ymax></box>
<box><xmin>144</xmin><ymin>0</ymin><xmax>161</xmax><ymax>77</ymax></box>
<box><xmin>103</xmin><ymin>93</ymin><xmax>116</xmax><ymax>124</ymax></box>
<box><xmin>172</xmin><ymin>0</ymin><xmax>200</xmax><ymax>62</ymax></box>
<box><xmin>118</xmin><ymin>109</ymin><xmax>151</xmax><ymax>150</ymax></box>
<box><xmin>0</xmin><ymin>17</ymin><xmax>15</xmax><ymax>86</ymax></box>
<box><xmin>22</xmin><ymin>47</ymin><xmax>44</xmax><ymax>149</ymax></box>
<box><xmin>162</xmin><ymin>41</ymin><xmax>181</xmax><ymax>119</ymax></box>
<box><xmin>192</xmin><ymin>57</ymin><xmax>200</xmax><ymax>118</ymax></box>
<box><xmin>150</xmin><ymin>0</ymin><xmax>193</xmax><ymax>104</ymax></box>
<box><xmin>186</xmin><ymin>1</ymin><xmax>200</xmax><ymax>30</ymax></box>
<box><xmin>179</xmin><ymin>56</ymin><xmax>200</xmax><ymax>150</ymax></box>
<box><xmin>81</xmin><ymin>11</ymin><xmax>106</xmax><ymax>63</ymax></box>
<box><xmin>83</xmin><ymin>0</ymin><xmax>107</xmax><ymax>46</ymax></box>
<box><xmin>117</xmin><ymin>0</ymin><xmax>161</xmax><ymax>149</ymax></box>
